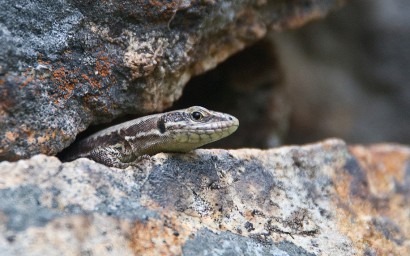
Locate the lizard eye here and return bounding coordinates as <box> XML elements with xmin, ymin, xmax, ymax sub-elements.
<box><xmin>191</xmin><ymin>111</ymin><xmax>203</xmax><ymax>121</ymax></box>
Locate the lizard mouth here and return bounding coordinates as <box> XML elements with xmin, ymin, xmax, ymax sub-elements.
<box><xmin>174</xmin><ymin>117</ymin><xmax>239</xmax><ymax>144</ymax></box>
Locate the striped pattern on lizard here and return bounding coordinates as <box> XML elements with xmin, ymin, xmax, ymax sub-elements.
<box><xmin>63</xmin><ymin>106</ymin><xmax>239</xmax><ymax>168</ymax></box>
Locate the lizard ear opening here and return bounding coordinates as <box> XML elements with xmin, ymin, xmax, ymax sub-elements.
<box><xmin>157</xmin><ymin>118</ymin><xmax>166</xmax><ymax>133</ymax></box>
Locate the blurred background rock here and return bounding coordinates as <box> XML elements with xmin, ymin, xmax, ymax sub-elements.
<box><xmin>275</xmin><ymin>0</ymin><xmax>410</xmax><ymax>144</ymax></box>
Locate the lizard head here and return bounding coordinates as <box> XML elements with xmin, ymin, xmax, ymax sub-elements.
<box><xmin>156</xmin><ymin>106</ymin><xmax>239</xmax><ymax>152</ymax></box>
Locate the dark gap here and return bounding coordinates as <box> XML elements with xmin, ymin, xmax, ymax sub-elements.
<box><xmin>171</xmin><ymin>39</ymin><xmax>288</xmax><ymax>149</ymax></box>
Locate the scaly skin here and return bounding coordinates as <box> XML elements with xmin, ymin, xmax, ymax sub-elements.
<box><xmin>63</xmin><ymin>106</ymin><xmax>239</xmax><ymax>168</ymax></box>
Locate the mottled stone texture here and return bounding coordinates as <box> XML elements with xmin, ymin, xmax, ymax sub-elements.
<box><xmin>0</xmin><ymin>139</ymin><xmax>408</xmax><ymax>255</ymax></box>
<box><xmin>0</xmin><ymin>0</ymin><xmax>344</xmax><ymax>160</ymax></box>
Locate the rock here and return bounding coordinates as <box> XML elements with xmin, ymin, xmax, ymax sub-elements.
<box><xmin>0</xmin><ymin>0</ymin><xmax>344</xmax><ymax>160</ymax></box>
<box><xmin>0</xmin><ymin>139</ymin><xmax>408</xmax><ymax>255</ymax></box>
<box><xmin>273</xmin><ymin>0</ymin><xmax>410</xmax><ymax>144</ymax></box>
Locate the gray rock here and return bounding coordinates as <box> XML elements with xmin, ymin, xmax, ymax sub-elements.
<box><xmin>274</xmin><ymin>0</ymin><xmax>410</xmax><ymax>144</ymax></box>
<box><xmin>0</xmin><ymin>0</ymin><xmax>343</xmax><ymax>160</ymax></box>
<box><xmin>0</xmin><ymin>139</ymin><xmax>409</xmax><ymax>255</ymax></box>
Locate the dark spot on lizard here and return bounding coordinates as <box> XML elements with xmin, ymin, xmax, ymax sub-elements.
<box><xmin>157</xmin><ymin>118</ymin><xmax>166</xmax><ymax>133</ymax></box>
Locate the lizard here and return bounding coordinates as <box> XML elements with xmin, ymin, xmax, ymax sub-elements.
<box><xmin>63</xmin><ymin>106</ymin><xmax>239</xmax><ymax>168</ymax></box>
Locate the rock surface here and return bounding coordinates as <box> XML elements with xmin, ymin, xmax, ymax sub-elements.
<box><xmin>0</xmin><ymin>139</ymin><xmax>408</xmax><ymax>255</ymax></box>
<box><xmin>0</xmin><ymin>0</ymin><xmax>344</xmax><ymax>160</ymax></box>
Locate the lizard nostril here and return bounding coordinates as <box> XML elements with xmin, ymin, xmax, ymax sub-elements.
<box><xmin>229</xmin><ymin>117</ymin><xmax>233</xmax><ymax>121</ymax></box>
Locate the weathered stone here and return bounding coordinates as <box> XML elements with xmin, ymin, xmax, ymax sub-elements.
<box><xmin>0</xmin><ymin>139</ymin><xmax>408</xmax><ymax>255</ymax></box>
<box><xmin>0</xmin><ymin>0</ymin><xmax>344</xmax><ymax>160</ymax></box>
